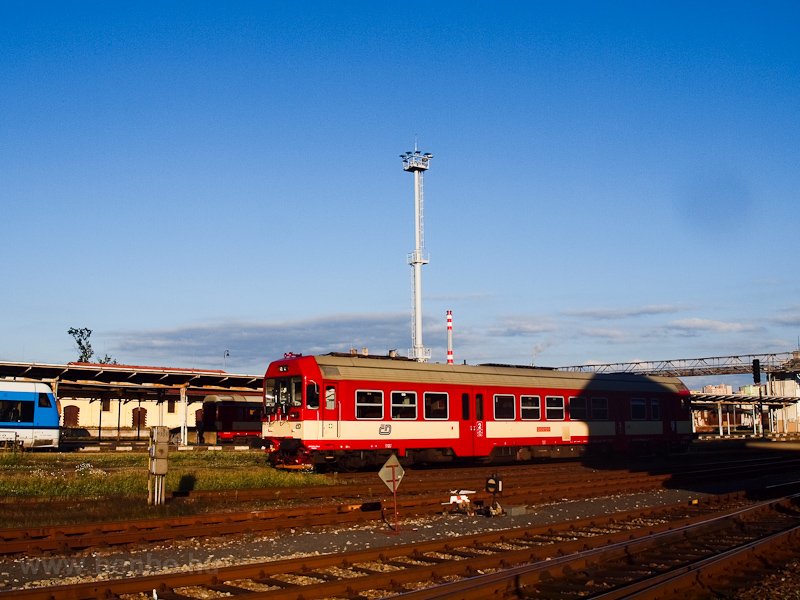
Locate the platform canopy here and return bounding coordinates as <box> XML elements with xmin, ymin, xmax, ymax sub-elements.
<box><xmin>690</xmin><ymin>391</ymin><xmax>799</xmax><ymax>408</ymax></box>
<box><xmin>0</xmin><ymin>360</ymin><xmax>263</xmax><ymax>400</ymax></box>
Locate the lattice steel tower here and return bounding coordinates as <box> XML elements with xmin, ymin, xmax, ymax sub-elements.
<box><xmin>400</xmin><ymin>148</ymin><xmax>433</xmax><ymax>362</ymax></box>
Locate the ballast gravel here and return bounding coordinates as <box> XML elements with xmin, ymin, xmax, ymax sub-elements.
<box><xmin>5</xmin><ymin>486</ymin><xmax>800</xmax><ymax>598</ymax></box>
<box><xmin>2</xmin><ymin>487</ymin><xmax>704</xmax><ymax>592</ymax></box>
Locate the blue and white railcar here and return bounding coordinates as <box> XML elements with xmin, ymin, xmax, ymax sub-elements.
<box><xmin>0</xmin><ymin>381</ymin><xmax>60</xmax><ymax>449</ymax></box>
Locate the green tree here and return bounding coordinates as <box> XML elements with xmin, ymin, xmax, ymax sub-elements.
<box><xmin>97</xmin><ymin>353</ymin><xmax>117</xmax><ymax>365</ymax></box>
<box><xmin>67</xmin><ymin>328</ymin><xmax>118</xmax><ymax>364</ymax></box>
<box><xmin>68</xmin><ymin>327</ymin><xmax>94</xmax><ymax>362</ymax></box>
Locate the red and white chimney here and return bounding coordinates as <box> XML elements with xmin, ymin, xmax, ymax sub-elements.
<box><xmin>446</xmin><ymin>310</ymin><xmax>454</xmax><ymax>364</ymax></box>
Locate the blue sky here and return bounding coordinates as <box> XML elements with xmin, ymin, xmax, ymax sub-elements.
<box><xmin>1</xmin><ymin>2</ymin><xmax>798</xmax><ymax>387</ymax></box>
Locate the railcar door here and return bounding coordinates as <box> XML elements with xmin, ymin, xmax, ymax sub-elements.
<box><xmin>320</xmin><ymin>383</ymin><xmax>340</xmax><ymax>439</ymax></box>
<box><xmin>460</xmin><ymin>391</ymin><xmax>489</xmax><ymax>458</ymax></box>
<box><xmin>658</xmin><ymin>396</ymin><xmax>675</xmax><ymax>440</ymax></box>
<box><xmin>613</xmin><ymin>394</ymin><xmax>628</xmax><ymax>452</ymax></box>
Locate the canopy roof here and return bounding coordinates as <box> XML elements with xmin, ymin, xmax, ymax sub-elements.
<box><xmin>0</xmin><ymin>360</ymin><xmax>262</xmax><ymax>400</ymax></box>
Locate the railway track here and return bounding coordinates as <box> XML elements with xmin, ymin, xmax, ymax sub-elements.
<box><xmin>3</xmin><ymin>455</ymin><xmax>799</xmax><ymax>558</ymax></box>
<box><xmin>6</xmin><ymin>491</ymin><xmax>795</xmax><ymax>600</ymax></box>
<box><xmin>402</xmin><ymin>492</ymin><xmax>800</xmax><ymax>599</ymax></box>
<box><xmin>0</xmin><ymin>468</ymin><xmax>667</xmax><ymax>557</ymax></box>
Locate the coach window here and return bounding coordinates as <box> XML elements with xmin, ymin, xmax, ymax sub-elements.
<box><xmin>306</xmin><ymin>383</ymin><xmax>319</xmax><ymax>409</ymax></box>
<box><xmin>569</xmin><ymin>396</ymin><xmax>588</xmax><ymax>420</ymax></box>
<box><xmin>591</xmin><ymin>397</ymin><xmax>609</xmax><ymax>420</ymax></box>
<box><xmin>461</xmin><ymin>393</ymin><xmax>470</xmax><ymax>420</ymax></box>
<box><xmin>38</xmin><ymin>393</ymin><xmax>52</xmax><ymax>408</ymax></box>
<box><xmin>631</xmin><ymin>398</ymin><xmax>646</xmax><ymax>420</ymax></box>
<box><xmin>494</xmin><ymin>394</ymin><xmax>515</xmax><ymax>420</ymax></box>
<box><xmin>356</xmin><ymin>390</ymin><xmax>383</xmax><ymax>419</ymax></box>
<box><xmin>424</xmin><ymin>392</ymin><xmax>448</xmax><ymax>420</ymax></box>
<box><xmin>391</xmin><ymin>391</ymin><xmax>417</xmax><ymax>420</ymax></box>
<box><xmin>0</xmin><ymin>400</ymin><xmax>33</xmax><ymax>422</ymax></box>
<box><xmin>475</xmin><ymin>393</ymin><xmax>484</xmax><ymax>421</ymax></box>
<box><xmin>650</xmin><ymin>398</ymin><xmax>661</xmax><ymax>420</ymax></box>
<box><xmin>545</xmin><ymin>396</ymin><xmax>565</xmax><ymax>420</ymax></box>
<box><xmin>325</xmin><ymin>386</ymin><xmax>336</xmax><ymax>410</ymax></box>
<box><xmin>8</xmin><ymin>401</ymin><xmax>34</xmax><ymax>423</ymax></box>
<box><xmin>521</xmin><ymin>395</ymin><xmax>540</xmax><ymax>420</ymax></box>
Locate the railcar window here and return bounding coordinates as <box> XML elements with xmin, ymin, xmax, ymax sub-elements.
<box><xmin>521</xmin><ymin>395</ymin><xmax>540</xmax><ymax>420</ymax></box>
<box><xmin>462</xmin><ymin>393</ymin><xmax>470</xmax><ymax>420</ymax></box>
<box><xmin>650</xmin><ymin>398</ymin><xmax>661</xmax><ymax>420</ymax></box>
<box><xmin>325</xmin><ymin>386</ymin><xmax>336</xmax><ymax>410</ymax></box>
<box><xmin>38</xmin><ymin>393</ymin><xmax>52</xmax><ymax>408</ymax></box>
<box><xmin>391</xmin><ymin>391</ymin><xmax>417</xmax><ymax>420</ymax></box>
<box><xmin>475</xmin><ymin>394</ymin><xmax>484</xmax><ymax>421</ymax></box>
<box><xmin>0</xmin><ymin>400</ymin><xmax>34</xmax><ymax>423</ymax></box>
<box><xmin>356</xmin><ymin>390</ymin><xmax>383</xmax><ymax>419</ymax></box>
<box><xmin>306</xmin><ymin>383</ymin><xmax>319</xmax><ymax>409</ymax></box>
<box><xmin>569</xmin><ymin>396</ymin><xmax>588</xmax><ymax>420</ymax></box>
<box><xmin>591</xmin><ymin>397</ymin><xmax>609</xmax><ymax>420</ymax></box>
<box><xmin>263</xmin><ymin>378</ymin><xmax>276</xmax><ymax>412</ymax></box>
<box><xmin>424</xmin><ymin>392</ymin><xmax>448</xmax><ymax>420</ymax></box>
<box><xmin>493</xmin><ymin>394</ymin><xmax>515</xmax><ymax>420</ymax></box>
<box><xmin>545</xmin><ymin>396</ymin><xmax>565</xmax><ymax>420</ymax></box>
<box><xmin>293</xmin><ymin>379</ymin><xmax>303</xmax><ymax>406</ymax></box>
<box><xmin>631</xmin><ymin>398</ymin><xmax>647</xmax><ymax>420</ymax></box>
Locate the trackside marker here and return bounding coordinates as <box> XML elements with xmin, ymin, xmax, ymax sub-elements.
<box><xmin>379</xmin><ymin>454</ymin><xmax>404</xmax><ymax>533</ymax></box>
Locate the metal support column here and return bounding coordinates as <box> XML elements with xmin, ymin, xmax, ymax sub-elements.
<box><xmin>180</xmin><ymin>386</ymin><xmax>188</xmax><ymax>446</ymax></box>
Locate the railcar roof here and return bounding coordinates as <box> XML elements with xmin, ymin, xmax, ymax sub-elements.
<box><xmin>311</xmin><ymin>355</ymin><xmax>686</xmax><ymax>394</ymax></box>
<box><xmin>0</xmin><ymin>381</ymin><xmax>52</xmax><ymax>392</ymax></box>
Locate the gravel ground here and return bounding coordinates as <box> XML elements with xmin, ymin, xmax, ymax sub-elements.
<box><xmin>731</xmin><ymin>561</ymin><xmax>800</xmax><ymax>600</ymax></box>
<box><xmin>3</xmin><ymin>486</ymin><xmax>799</xmax><ymax>598</ymax></box>
<box><xmin>2</xmin><ymin>487</ymin><xmax>703</xmax><ymax>591</ymax></box>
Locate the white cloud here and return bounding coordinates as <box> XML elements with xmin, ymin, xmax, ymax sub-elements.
<box><xmin>109</xmin><ymin>313</ymin><xmax>410</xmax><ymax>373</ymax></box>
<box><xmin>485</xmin><ymin>317</ymin><xmax>558</xmax><ymax>337</ymax></box>
<box><xmin>770</xmin><ymin>309</ymin><xmax>800</xmax><ymax>327</ymax></box>
<box><xmin>579</xmin><ymin>327</ymin><xmax>629</xmax><ymax>341</ymax></box>
<box><xmin>668</xmin><ymin>318</ymin><xmax>758</xmax><ymax>334</ymax></box>
<box><xmin>564</xmin><ymin>304</ymin><xmax>684</xmax><ymax>320</ymax></box>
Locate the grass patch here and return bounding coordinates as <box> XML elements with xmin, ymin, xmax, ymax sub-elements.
<box><xmin>0</xmin><ymin>450</ymin><xmax>269</xmax><ymax>471</ymax></box>
<box><xmin>0</xmin><ymin>451</ymin><xmax>328</xmax><ymax>499</ymax></box>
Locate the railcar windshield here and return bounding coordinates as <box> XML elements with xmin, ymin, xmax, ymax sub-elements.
<box><xmin>263</xmin><ymin>377</ymin><xmax>303</xmax><ymax>415</ymax></box>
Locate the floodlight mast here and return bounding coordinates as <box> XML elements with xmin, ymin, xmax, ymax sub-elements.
<box><xmin>400</xmin><ymin>149</ymin><xmax>433</xmax><ymax>362</ymax></box>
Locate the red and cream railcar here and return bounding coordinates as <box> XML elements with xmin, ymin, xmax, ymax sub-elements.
<box><xmin>261</xmin><ymin>353</ymin><xmax>693</xmax><ymax>470</ymax></box>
